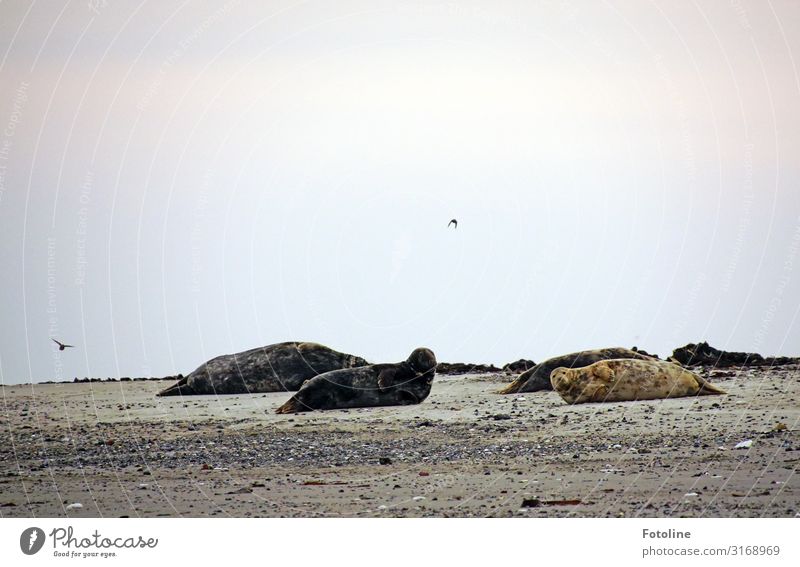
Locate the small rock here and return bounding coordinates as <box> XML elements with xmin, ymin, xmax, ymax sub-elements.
<box><xmin>734</xmin><ymin>439</ymin><xmax>753</xmax><ymax>449</ymax></box>
<box><xmin>521</xmin><ymin>498</ymin><xmax>540</xmax><ymax>508</ymax></box>
<box><xmin>65</xmin><ymin>503</ymin><xmax>83</xmax><ymax>510</ymax></box>
<box><xmin>379</xmin><ymin>457</ymin><xmax>392</xmax><ymax>465</ymax></box>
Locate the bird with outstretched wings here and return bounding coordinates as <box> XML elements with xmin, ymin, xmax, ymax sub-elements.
<box><xmin>52</xmin><ymin>339</ymin><xmax>75</xmax><ymax>351</ymax></box>
<box><xmin>448</xmin><ymin>219</ymin><xmax>458</xmax><ymax>229</ymax></box>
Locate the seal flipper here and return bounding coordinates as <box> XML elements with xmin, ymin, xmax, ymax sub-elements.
<box><xmin>396</xmin><ymin>390</ymin><xmax>420</xmax><ymax>405</ymax></box>
<box><xmin>276</xmin><ymin>397</ymin><xmax>303</xmax><ymax>414</ymax></box>
<box><xmin>377</xmin><ymin>368</ymin><xmax>398</xmax><ymax>391</ymax></box>
<box><xmin>156</xmin><ymin>375</ymin><xmax>192</xmax><ymax>397</ymax></box>
<box><xmin>695</xmin><ymin>375</ymin><xmax>727</xmax><ymax>395</ymax></box>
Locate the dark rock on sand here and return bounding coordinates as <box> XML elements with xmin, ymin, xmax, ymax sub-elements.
<box><xmin>631</xmin><ymin>346</ymin><xmax>659</xmax><ymax>359</ymax></box>
<box><xmin>670</xmin><ymin>342</ymin><xmax>800</xmax><ymax>368</ymax></box>
<box><xmin>502</xmin><ymin>359</ymin><xmax>536</xmax><ymax>373</ymax></box>
<box><xmin>437</xmin><ymin>362</ymin><xmax>501</xmax><ymax>375</ymax></box>
<box><xmin>499</xmin><ymin>347</ymin><xmax>658</xmax><ymax>394</ymax></box>
<box><xmin>158</xmin><ymin>342</ymin><xmax>368</xmax><ymax>396</ymax></box>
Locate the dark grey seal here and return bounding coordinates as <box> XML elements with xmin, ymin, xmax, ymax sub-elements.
<box><xmin>157</xmin><ymin>342</ymin><xmax>368</xmax><ymax>396</ymax></box>
<box><xmin>498</xmin><ymin>347</ymin><xmax>656</xmax><ymax>394</ymax></box>
<box><xmin>276</xmin><ymin>347</ymin><xmax>437</xmax><ymax>413</ymax></box>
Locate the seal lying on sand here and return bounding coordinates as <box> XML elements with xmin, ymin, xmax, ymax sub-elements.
<box><xmin>550</xmin><ymin>358</ymin><xmax>726</xmax><ymax>404</ymax></box>
<box><xmin>276</xmin><ymin>348</ymin><xmax>437</xmax><ymax>413</ymax></box>
<box><xmin>157</xmin><ymin>342</ymin><xmax>368</xmax><ymax>396</ymax></box>
<box><xmin>498</xmin><ymin>347</ymin><xmax>656</xmax><ymax>394</ymax></box>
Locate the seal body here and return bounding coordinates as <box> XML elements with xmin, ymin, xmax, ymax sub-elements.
<box><xmin>550</xmin><ymin>358</ymin><xmax>726</xmax><ymax>404</ymax></box>
<box><xmin>157</xmin><ymin>342</ymin><xmax>368</xmax><ymax>396</ymax></box>
<box><xmin>499</xmin><ymin>347</ymin><xmax>656</xmax><ymax>394</ymax></box>
<box><xmin>276</xmin><ymin>348</ymin><xmax>437</xmax><ymax>413</ymax></box>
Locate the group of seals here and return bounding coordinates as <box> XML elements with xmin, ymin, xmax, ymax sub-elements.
<box><xmin>276</xmin><ymin>348</ymin><xmax>437</xmax><ymax>414</ymax></box>
<box><xmin>498</xmin><ymin>347</ymin><xmax>656</xmax><ymax>394</ymax></box>
<box><xmin>550</xmin><ymin>358</ymin><xmax>726</xmax><ymax>404</ymax></box>
<box><xmin>159</xmin><ymin>341</ymin><xmax>729</xmax><ymax>413</ymax></box>
<box><xmin>157</xmin><ymin>342</ymin><xmax>368</xmax><ymax>396</ymax></box>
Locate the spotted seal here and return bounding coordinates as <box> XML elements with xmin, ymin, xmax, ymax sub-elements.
<box><xmin>157</xmin><ymin>342</ymin><xmax>368</xmax><ymax>396</ymax></box>
<box><xmin>550</xmin><ymin>358</ymin><xmax>726</xmax><ymax>404</ymax></box>
<box><xmin>276</xmin><ymin>347</ymin><xmax>437</xmax><ymax>413</ymax></box>
<box><xmin>498</xmin><ymin>347</ymin><xmax>656</xmax><ymax>394</ymax></box>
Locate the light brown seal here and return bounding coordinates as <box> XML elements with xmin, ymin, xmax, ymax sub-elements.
<box><xmin>550</xmin><ymin>358</ymin><xmax>726</xmax><ymax>404</ymax></box>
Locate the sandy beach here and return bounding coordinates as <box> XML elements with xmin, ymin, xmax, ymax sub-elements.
<box><xmin>1</xmin><ymin>367</ymin><xmax>797</xmax><ymax>518</ymax></box>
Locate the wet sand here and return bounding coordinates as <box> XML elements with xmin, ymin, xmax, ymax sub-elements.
<box><xmin>1</xmin><ymin>367</ymin><xmax>798</xmax><ymax>517</ymax></box>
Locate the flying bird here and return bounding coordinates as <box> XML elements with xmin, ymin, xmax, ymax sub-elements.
<box><xmin>52</xmin><ymin>339</ymin><xmax>75</xmax><ymax>351</ymax></box>
<box><xmin>448</xmin><ymin>219</ymin><xmax>458</xmax><ymax>229</ymax></box>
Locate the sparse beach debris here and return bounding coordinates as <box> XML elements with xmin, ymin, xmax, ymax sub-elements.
<box><xmin>543</xmin><ymin>499</ymin><xmax>583</xmax><ymax>506</ymax></box>
<box><xmin>521</xmin><ymin>498</ymin><xmax>541</xmax><ymax>508</ymax></box>
<box><xmin>65</xmin><ymin>503</ymin><xmax>83</xmax><ymax>510</ymax></box>
<box><xmin>734</xmin><ymin>439</ymin><xmax>753</xmax><ymax>449</ymax></box>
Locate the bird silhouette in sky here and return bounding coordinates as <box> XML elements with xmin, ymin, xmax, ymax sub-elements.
<box><xmin>448</xmin><ymin>219</ymin><xmax>458</xmax><ymax>229</ymax></box>
<box><xmin>52</xmin><ymin>339</ymin><xmax>75</xmax><ymax>351</ymax></box>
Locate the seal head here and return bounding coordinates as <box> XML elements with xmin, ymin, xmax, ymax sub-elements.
<box><xmin>407</xmin><ymin>347</ymin><xmax>437</xmax><ymax>375</ymax></box>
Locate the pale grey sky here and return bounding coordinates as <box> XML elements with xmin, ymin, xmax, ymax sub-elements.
<box><xmin>1</xmin><ymin>1</ymin><xmax>799</xmax><ymax>384</ymax></box>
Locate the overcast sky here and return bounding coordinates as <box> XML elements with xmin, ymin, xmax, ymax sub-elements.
<box><xmin>1</xmin><ymin>1</ymin><xmax>799</xmax><ymax>384</ymax></box>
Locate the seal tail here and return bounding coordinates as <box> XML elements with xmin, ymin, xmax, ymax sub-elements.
<box><xmin>696</xmin><ymin>376</ymin><xmax>727</xmax><ymax>396</ymax></box>
<box><xmin>497</xmin><ymin>379</ymin><xmax>523</xmax><ymax>395</ymax></box>
<box><xmin>157</xmin><ymin>376</ymin><xmax>191</xmax><ymax>397</ymax></box>
<box><xmin>276</xmin><ymin>397</ymin><xmax>302</xmax><ymax>414</ymax></box>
